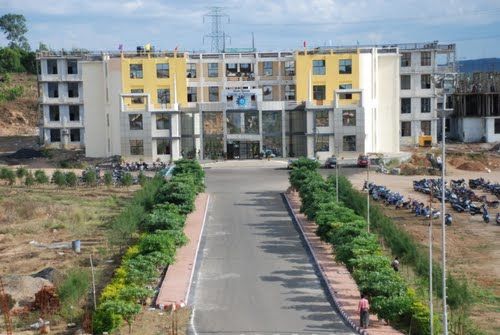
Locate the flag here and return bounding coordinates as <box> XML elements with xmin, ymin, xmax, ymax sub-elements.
<box><xmin>118</xmin><ymin>44</ymin><xmax>123</xmax><ymax>51</ymax></box>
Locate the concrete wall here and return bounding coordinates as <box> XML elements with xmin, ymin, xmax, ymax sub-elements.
<box><xmin>485</xmin><ymin>117</ymin><xmax>500</xmax><ymax>143</ymax></box>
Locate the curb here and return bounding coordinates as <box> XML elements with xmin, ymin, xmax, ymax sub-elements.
<box><xmin>283</xmin><ymin>192</ymin><xmax>369</xmax><ymax>335</ymax></box>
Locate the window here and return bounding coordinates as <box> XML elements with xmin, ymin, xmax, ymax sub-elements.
<box><xmin>263</xmin><ymin>86</ymin><xmax>273</xmax><ymax>101</ymax></box>
<box><xmin>342</xmin><ymin>110</ymin><xmax>356</xmax><ymax>126</ymax></box>
<box><xmin>130</xmin><ymin>140</ymin><xmax>144</xmax><ymax>155</ymax></box>
<box><xmin>401</xmin><ymin>53</ymin><xmax>411</xmax><ymax>67</ymax></box>
<box><xmin>401</xmin><ymin>121</ymin><xmax>412</xmax><ymax>137</ymax></box>
<box><xmin>495</xmin><ymin>119</ymin><xmax>500</xmax><ymax>134</ymax></box>
<box><xmin>129</xmin><ymin>114</ymin><xmax>143</xmax><ymax>130</ymax></box>
<box><xmin>401</xmin><ymin>75</ymin><xmax>411</xmax><ymax>90</ymax></box>
<box><xmin>156</xmin><ymin>113</ymin><xmax>170</xmax><ymax>130</ymax></box>
<box><xmin>69</xmin><ymin>105</ymin><xmax>80</xmax><ymax>121</ymax></box>
<box><xmin>209</xmin><ymin>86</ymin><xmax>219</xmax><ymax>102</ymax></box>
<box><xmin>421</xmin><ymin>51</ymin><xmax>431</xmax><ymax>66</ymax></box>
<box><xmin>285</xmin><ymin>85</ymin><xmax>296</xmax><ymax>101</ymax></box>
<box><xmin>315</xmin><ymin>135</ymin><xmax>329</xmax><ymax>152</ymax></box>
<box><xmin>49</xmin><ymin>105</ymin><xmax>60</xmax><ymax>121</ymax></box>
<box><xmin>240</xmin><ymin>63</ymin><xmax>252</xmax><ymax>74</ymax></box>
<box><xmin>339</xmin><ymin>59</ymin><xmax>352</xmax><ymax>74</ymax></box>
<box><xmin>187</xmin><ymin>64</ymin><xmax>197</xmax><ymax>78</ymax></box>
<box><xmin>157</xmin><ymin>88</ymin><xmax>170</xmax><ymax>104</ymax></box>
<box><xmin>284</xmin><ymin>61</ymin><xmax>295</xmax><ymax>76</ymax></box>
<box><xmin>47</xmin><ymin>60</ymin><xmax>58</xmax><ymax>74</ymax></box>
<box><xmin>131</xmin><ymin>88</ymin><xmax>144</xmax><ymax>104</ymax></box>
<box><xmin>315</xmin><ymin>110</ymin><xmax>329</xmax><ymax>127</ymax></box>
<box><xmin>401</xmin><ymin>98</ymin><xmax>411</xmax><ymax>114</ymax></box>
<box><xmin>68</xmin><ymin>82</ymin><xmax>79</xmax><ymax>98</ymax></box>
<box><xmin>208</xmin><ymin>63</ymin><xmax>218</xmax><ymax>77</ymax></box>
<box><xmin>226</xmin><ymin>63</ymin><xmax>237</xmax><ymax>76</ymax></box>
<box><xmin>421</xmin><ymin>74</ymin><xmax>431</xmax><ymax>89</ymax></box>
<box><xmin>70</xmin><ymin>128</ymin><xmax>80</xmax><ymax>142</ymax></box>
<box><xmin>48</xmin><ymin>82</ymin><xmax>59</xmax><ymax>98</ymax></box>
<box><xmin>421</xmin><ymin>98</ymin><xmax>431</xmax><ymax>113</ymax></box>
<box><xmin>156</xmin><ymin>63</ymin><xmax>169</xmax><ymax>78</ymax></box>
<box><xmin>421</xmin><ymin>121</ymin><xmax>431</xmax><ymax>135</ymax></box>
<box><xmin>313</xmin><ymin>60</ymin><xmax>326</xmax><ymax>75</ymax></box>
<box><xmin>157</xmin><ymin>139</ymin><xmax>171</xmax><ymax>155</ymax></box>
<box><xmin>50</xmin><ymin>129</ymin><xmax>60</xmax><ymax>142</ymax></box>
<box><xmin>339</xmin><ymin>84</ymin><xmax>352</xmax><ymax>99</ymax></box>
<box><xmin>187</xmin><ymin>87</ymin><xmax>197</xmax><ymax>102</ymax></box>
<box><xmin>130</xmin><ymin>64</ymin><xmax>143</xmax><ymax>79</ymax></box>
<box><xmin>263</xmin><ymin>61</ymin><xmax>273</xmax><ymax>76</ymax></box>
<box><xmin>313</xmin><ymin>85</ymin><xmax>326</xmax><ymax>100</ymax></box>
<box><xmin>343</xmin><ymin>135</ymin><xmax>356</xmax><ymax>151</ymax></box>
<box><xmin>67</xmin><ymin>60</ymin><xmax>78</xmax><ymax>74</ymax></box>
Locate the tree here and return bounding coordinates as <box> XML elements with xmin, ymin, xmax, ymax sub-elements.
<box><xmin>103</xmin><ymin>171</ymin><xmax>113</xmax><ymax>187</ymax></box>
<box><xmin>121</xmin><ymin>173</ymin><xmax>133</xmax><ymax>188</ymax></box>
<box><xmin>25</xmin><ymin>171</ymin><xmax>35</xmax><ymax>187</ymax></box>
<box><xmin>0</xmin><ymin>14</ymin><xmax>29</xmax><ymax>50</ymax></box>
<box><xmin>137</xmin><ymin>171</ymin><xmax>147</xmax><ymax>186</ymax></box>
<box><xmin>65</xmin><ymin>172</ymin><xmax>77</xmax><ymax>187</ymax></box>
<box><xmin>16</xmin><ymin>166</ymin><xmax>27</xmax><ymax>179</ymax></box>
<box><xmin>34</xmin><ymin>170</ymin><xmax>49</xmax><ymax>185</ymax></box>
<box><xmin>52</xmin><ymin>170</ymin><xmax>66</xmax><ymax>187</ymax></box>
<box><xmin>83</xmin><ymin>169</ymin><xmax>97</xmax><ymax>187</ymax></box>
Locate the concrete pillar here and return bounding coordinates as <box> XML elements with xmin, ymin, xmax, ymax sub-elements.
<box><xmin>281</xmin><ymin>107</ymin><xmax>286</xmax><ymax>157</ymax></box>
<box><xmin>258</xmin><ymin>109</ymin><xmax>263</xmax><ymax>152</ymax></box>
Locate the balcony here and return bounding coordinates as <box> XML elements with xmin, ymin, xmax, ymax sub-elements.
<box><xmin>38</xmin><ymin>74</ymin><xmax>82</xmax><ymax>82</ymax></box>
<box><xmin>39</xmin><ymin>96</ymin><xmax>83</xmax><ymax>104</ymax></box>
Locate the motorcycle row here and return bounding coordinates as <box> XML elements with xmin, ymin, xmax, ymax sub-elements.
<box><xmin>412</xmin><ymin>178</ymin><xmax>500</xmax><ymax>225</ymax></box>
<box><xmin>363</xmin><ymin>181</ymin><xmax>453</xmax><ymax>226</ymax></box>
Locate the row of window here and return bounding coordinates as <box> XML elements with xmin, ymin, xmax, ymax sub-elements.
<box><xmin>313</xmin><ymin>84</ymin><xmax>352</xmax><ymax>101</ymax></box>
<box><xmin>312</xmin><ymin>59</ymin><xmax>352</xmax><ymax>75</ymax></box>
<box><xmin>129</xmin><ymin>139</ymin><xmax>171</xmax><ymax>156</ymax></box>
<box><xmin>45</xmin><ymin>59</ymin><xmax>78</xmax><ymax>75</ymax></box>
<box><xmin>129</xmin><ymin>113</ymin><xmax>170</xmax><ymax>131</ymax></box>
<box><xmin>401</xmin><ymin>51</ymin><xmax>432</xmax><ymax>67</ymax></box>
<box><xmin>314</xmin><ymin>135</ymin><xmax>357</xmax><ymax>152</ymax></box>
<box><xmin>49</xmin><ymin>128</ymin><xmax>81</xmax><ymax>142</ymax></box>
<box><xmin>401</xmin><ymin>98</ymin><xmax>431</xmax><ymax>114</ymax></box>
<box><xmin>401</xmin><ymin>121</ymin><xmax>431</xmax><ymax>137</ymax></box>
<box><xmin>47</xmin><ymin>82</ymin><xmax>79</xmax><ymax>98</ymax></box>
<box><xmin>48</xmin><ymin>105</ymin><xmax>81</xmax><ymax>121</ymax></box>
<box><xmin>401</xmin><ymin>74</ymin><xmax>432</xmax><ymax>90</ymax></box>
<box><xmin>314</xmin><ymin>110</ymin><xmax>356</xmax><ymax>127</ymax></box>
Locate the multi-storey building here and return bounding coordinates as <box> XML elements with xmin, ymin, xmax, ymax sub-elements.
<box><xmin>37</xmin><ymin>53</ymin><xmax>86</xmax><ymax>148</ymax></box>
<box><xmin>398</xmin><ymin>42</ymin><xmax>456</xmax><ymax>145</ymax></box>
<box><xmin>62</xmin><ymin>46</ymin><xmax>399</xmax><ymax>161</ymax></box>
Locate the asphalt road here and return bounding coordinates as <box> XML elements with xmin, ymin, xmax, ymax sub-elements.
<box><xmin>189</xmin><ymin>162</ymin><xmax>355</xmax><ymax>335</ymax></box>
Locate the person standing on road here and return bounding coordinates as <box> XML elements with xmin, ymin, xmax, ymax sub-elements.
<box><xmin>358</xmin><ymin>294</ymin><xmax>370</xmax><ymax>329</ymax></box>
<box><xmin>391</xmin><ymin>256</ymin><xmax>400</xmax><ymax>272</ymax></box>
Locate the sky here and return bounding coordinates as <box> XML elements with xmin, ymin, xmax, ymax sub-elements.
<box><xmin>1</xmin><ymin>0</ymin><xmax>500</xmax><ymax>60</ymax></box>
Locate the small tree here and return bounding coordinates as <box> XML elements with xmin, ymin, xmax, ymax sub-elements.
<box><xmin>16</xmin><ymin>166</ymin><xmax>27</xmax><ymax>179</ymax></box>
<box><xmin>121</xmin><ymin>173</ymin><xmax>133</xmax><ymax>188</ymax></box>
<box><xmin>3</xmin><ymin>169</ymin><xmax>15</xmax><ymax>186</ymax></box>
<box><xmin>34</xmin><ymin>170</ymin><xmax>49</xmax><ymax>185</ymax></box>
<box><xmin>83</xmin><ymin>169</ymin><xmax>96</xmax><ymax>187</ymax></box>
<box><xmin>137</xmin><ymin>171</ymin><xmax>147</xmax><ymax>186</ymax></box>
<box><xmin>52</xmin><ymin>170</ymin><xmax>66</xmax><ymax>187</ymax></box>
<box><xmin>65</xmin><ymin>172</ymin><xmax>77</xmax><ymax>187</ymax></box>
<box><xmin>25</xmin><ymin>171</ymin><xmax>35</xmax><ymax>187</ymax></box>
<box><xmin>0</xmin><ymin>167</ymin><xmax>8</xmax><ymax>180</ymax></box>
<box><xmin>103</xmin><ymin>171</ymin><xmax>113</xmax><ymax>187</ymax></box>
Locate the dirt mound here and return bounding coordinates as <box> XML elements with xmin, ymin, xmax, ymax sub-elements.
<box><xmin>457</xmin><ymin>161</ymin><xmax>488</xmax><ymax>171</ymax></box>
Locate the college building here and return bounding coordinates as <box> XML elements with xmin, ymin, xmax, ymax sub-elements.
<box><xmin>36</xmin><ymin>42</ymin><xmax>455</xmax><ymax>161</ymax></box>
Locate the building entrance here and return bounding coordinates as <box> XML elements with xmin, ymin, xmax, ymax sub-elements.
<box><xmin>226</xmin><ymin>141</ymin><xmax>260</xmax><ymax>159</ymax></box>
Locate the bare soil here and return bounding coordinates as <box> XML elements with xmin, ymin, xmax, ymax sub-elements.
<box><xmin>347</xmin><ymin>165</ymin><xmax>500</xmax><ymax>334</ymax></box>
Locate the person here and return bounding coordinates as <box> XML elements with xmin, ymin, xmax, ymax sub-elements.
<box><xmin>391</xmin><ymin>256</ymin><xmax>400</xmax><ymax>272</ymax></box>
<box><xmin>358</xmin><ymin>294</ymin><xmax>370</xmax><ymax>329</ymax></box>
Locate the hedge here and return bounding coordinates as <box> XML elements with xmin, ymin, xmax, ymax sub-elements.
<box><xmin>289</xmin><ymin>158</ymin><xmax>439</xmax><ymax>335</ymax></box>
<box><xmin>93</xmin><ymin>159</ymin><xmax>204</xmax><ymax>334</ymax></box>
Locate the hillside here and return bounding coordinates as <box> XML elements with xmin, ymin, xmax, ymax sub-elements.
<box><xmin>0</xmin><ymin>73</ymin><xmax>38</xmax><ymax>136</ymax></box>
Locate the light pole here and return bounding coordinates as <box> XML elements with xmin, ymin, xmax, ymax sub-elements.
<box><xmin>429</xmin><ymin>189</ymin><xmax>434</xmax><ymax>335</ymax></box>
<box><xmin>366</xmin><ymin>156</ymin><xmax>370</xmax><ymax>233</ymax></box>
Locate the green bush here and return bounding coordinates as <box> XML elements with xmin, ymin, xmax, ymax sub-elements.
<box><xmin>173</xmin><ymin>159</ymin><xmax>205</xmax><ymax>192</ymax></box>
<box><xmin>16</xmin><ymin>166</ymin><xmax>27</xmax><ymax>179</ymax></box>
<box><xmin>142</xmin><ymin>204</ymin><xmax>185</xmax><ymax>233</ymax></box>
<box><xmin>103</xmin><ymin>171</ymin><xmax>113</xmax><ymax>186</ymax></box>
<box><xmin>82</xmin><ymin>169</ymin><xmax>96</xmax><ymax>187</ymax></box>
<box><xmin>121</xmin><ymin>172</ymin><xmax>133</xmax><ymax>187</ymax></box>
<box><xmin>137</xmin><ymin>171</ymin><xmax>147</xmax><ymax>186</ymax></box>
<box><xmin>51</xmin><ymin>170</ymin><xmax>66</xmax><ymax>187</ymax></box>
<box><xmin>64</xmin><ymin>171</ymin><xmax>77</xmax><ymax>187</ymax></box>
<box><xmin>34</xmin><ymin>170</ymin><xmax>49</xmax><ymax>184</ymax></box>
<box><xmin>93</xmin><ymin>300</ymin><xmax>140</xmax><ymax>334</ymax></box>
<box><xmin>0</xmin><ymin>168</ymin><xmax>15</xmax><ymax>185</ymax></box>
<box><xmin>57</xmin><ymin>269</ymin><xmax>90</xmax><ymax>305</ymax></box>
<box><xmin>24</xmin><ymin>171</ymin><xmax>34</xmax><ymax>187</ymax></box>
<box><xmin>156</xmin><ymin>176</ymin><xmax>196</xmax><ymax>214</ymax></box>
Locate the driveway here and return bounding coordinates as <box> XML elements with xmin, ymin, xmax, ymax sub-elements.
<box><xmin>189</xmin><ymin>161</ymin><xmax>354</xmax><ymax>334</ymax></box>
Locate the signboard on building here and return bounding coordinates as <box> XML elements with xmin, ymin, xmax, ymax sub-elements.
<box><xmin>224</xmin><ymin>88</ymin><xmax>261</xmax><ymax>109</ymax></box>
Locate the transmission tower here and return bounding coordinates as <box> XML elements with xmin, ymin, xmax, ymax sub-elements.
<box><xmin>203</xmin><ymin>7</ymin><xmax>230</xmax><ymax>53</ymax></box>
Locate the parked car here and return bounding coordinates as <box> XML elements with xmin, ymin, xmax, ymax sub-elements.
<box><xmin>324</xmin><ymin>156</ymin><xmax>337</xmax><ymax>168</ymax></box>
<box><xmin>357</xmin><ymin>154</ymin><xmax>369</xmax><ymax>167</ymax></box>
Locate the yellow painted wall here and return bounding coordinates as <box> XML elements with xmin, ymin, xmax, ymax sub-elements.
<box><xmin>295</xmin><ymin>51</ymin><xmax>359</xmax><ymax>104</ymax></box>
<box><xmin>121</xmin><ymin>54</ymin><xmax>187</xmax><ymax>109</ymax></box>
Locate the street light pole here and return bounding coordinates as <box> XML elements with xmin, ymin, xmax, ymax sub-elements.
<box><xmin>367</xmin><ymin>158</ymin><xmax>370</xmax><ymax>233</ymax></box>
<box><xmin>441</xmin><ymin>97</ymin><xmax>448</xmax><ymax>335</ymax></box>
<box><xmin>429</xmin><ymin>189</ymin><xmax>434</xmax><ymax>335</ymax></box>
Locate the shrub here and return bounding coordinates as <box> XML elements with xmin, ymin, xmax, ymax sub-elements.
<box><xmin>57</xmin><ymin>269</ymin><xmax>90</xmax><ymax>305</ymax></box>
<box><xmin>16</xmin><ymin>166</ymin><xmax>27</xmax><ymax>179</ymax></box>
<box><xmin>121</xmin><ymin>172</ymin><xmax>133</xmax><ymax>187</ymax></box>
<box><xmin>156</xmin><ymin>177</ymin><xmax>196</xmax><ymax>214</ymax></box>
<box><xmin>103</xmin><ymin>171</ymin><xmax>113</xmax><ymax>186</ymax></box>
<box><xmin>0</xmin><ymin>168</ymin><xmax>16</xmax><ymax>185</ymax></box>
<box><xmin>142</xmin><ymin>204</ymin><xmax>185</xmax><ymax>233</ymax></box>
<box><xmin>34</xmin><ymin>170</ymin><xmax>49</xmax><ymax>184</ymax></box>
<box><xmin>82</xmin><ymin>169</ymin><xmax>96</xmax><ymax>187</ymax></box>
<box><xmin>93</xmin><ymin>300</ymin><xmax>139</xmax><ymax>334</ymax></box>
<box><xmin>51</xmin><ymin>170</ymin><xmax>66</xmax><ymax>187</ymax></box>
<box><xmin>137</xmin><ymin>171</ymin><xmax>147</xmax><ymax>186</ymax></box>
<box><xmin>24</xmin><ymin>171</ymin><xmax>35</xmax><ymax>187</ymax></box>
<box><xmin>64</xmin><ymin>171</ymin><xmax>77</xmax><ymax>187</ymax></box>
